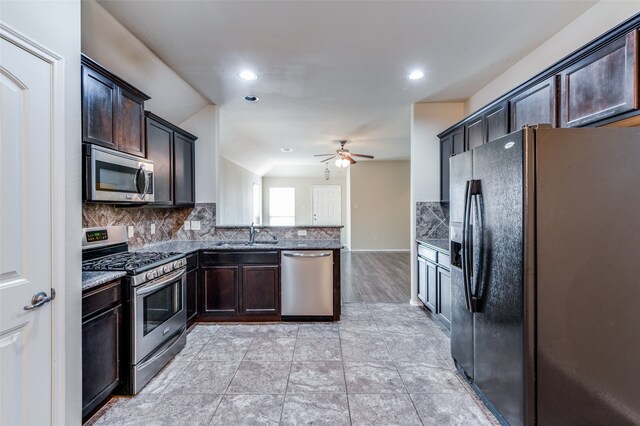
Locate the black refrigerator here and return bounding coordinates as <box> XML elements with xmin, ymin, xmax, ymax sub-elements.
<box><xmin>449</xmin><ymin>125</ymin><xmax>640</xmax><ymax>425</ymax></box>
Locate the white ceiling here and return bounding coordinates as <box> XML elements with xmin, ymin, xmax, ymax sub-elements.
<box><xmin>97</xmin><ymin>0</ymin><xmax>596</xmax><ymax>175</ymax></box>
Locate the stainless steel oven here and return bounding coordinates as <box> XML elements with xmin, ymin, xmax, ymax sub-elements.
<box><xmin>131</xmin><ymin>266</ymin><xmax>186</xmax><ymax>393</ymax></box>
<box><xmin>132</xmin><ymin>267</ymin><xmax>186</xmax><ymax>364</ymax></box>
<box><xmin>83</xmin><ymin>143</ymin><xmax>154</xmax><ymax>204</ymax></box>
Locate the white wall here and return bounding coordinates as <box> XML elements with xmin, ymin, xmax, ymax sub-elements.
<box><xmin>350</xmin><ymin>161</ymin><xmax>411</xmax><ymax>251</ymax></box>
<box><xmin>466</xmin><ymin>0</ymin><xmax>640</xmax><ymax>115</ymax></box>
<box><xmin>81</xmin><ymin>0</ymin><xmax>209</xmax><ymax>124</ymax></box>
<box><xmin>2</xmin><ymin>0</ymin><xmax>82</xmax><ymax>423</ymax></box>
<box><xmin>409</xmin><ymin>103</ymin><xmax>465</xmax><ymax>304</ymax></box>
<box><xmin>261</xmin><ymin>175</ymin><xmax>348</xmax><ymax>245</ymax></box>
<box><xmin>218</xmin><ymin>156</ymin><xmax>262</xmax><ymax>225</ymax></box>
<box><xmin>411</xmin><ymin>103</ymin><xmax>465</xmax><ymax>202</ymax></box>
<box><xmin>179</xmin><ymin>105</ymin><xmax>219</xmax><ymax>203</ymax></box>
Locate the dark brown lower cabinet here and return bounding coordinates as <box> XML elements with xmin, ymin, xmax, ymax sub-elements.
<box><xmin>186</xmin><ymin>253</ymin><xmax>199</xmax><ymax>325</ymax></box>
<box><xmin>202</xmin><ymin>266</ymin><xmax>239</xmax><ymax>316</ymax></box>
<box><xmin>200</xmin><ymin>251</ymin><xmax>280</xmax><ymax>321</ymax></box>
<box><xmin>242</xmin><ymin>265</ymin><xmax>279</xmax><ymax>316</ymax></box>
<box><xmin>186</xmin><ymin>268</ymin><xmax>198</xmax><ymax>325</ymax></box>
<box><xmin>426</xmin><ymin>262</ymin><xmax>438</xmax><ymax>313</ymax></box>
<box><xmin>437</xmin><ymin>267</ymin><xmax>451</xmax><ymax>329</ymax></box>
<box><xmin>82</xmin><ymin>280</ymin><xmax>122</xmax><ymax>420</ymax></box>
<box><xmin>417</xmin><ymin>243</ymin><xmax>451</xmax><ymax>330</ymax></box>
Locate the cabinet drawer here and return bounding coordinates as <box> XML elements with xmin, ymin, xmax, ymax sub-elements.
<box><xmin>417</xmin><ymin>245</ymin><xmax>437</xmax><ymax>262</ymax></box>
<box><xmin>561</xmin><ymin>30</ymin><xmax>638</xmax><ymax>127</ymax></box>
<box><xmin>186</xmin><ymin>253</ymin><xmax>198</xmax><ymax>271</ymax></box>
<box><xmin>439</xmin><ymin>253</ymin><xmax>450</xmax><ymax>268</ymax></box>
<box><xmin>201</xmin><ymin>251</ymin><xmax>279</xmax><ymax>266</ymax></box>
<box><xmin>82</xmin><ymin>280</ymin><xmax>121</xmax><ymax>319</ymax></box>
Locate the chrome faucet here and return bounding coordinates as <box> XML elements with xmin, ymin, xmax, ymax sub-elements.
<box><xmin>249</xmin><ymin>222</ymin><xmax>260</xmax><ymax>243</ymax></box>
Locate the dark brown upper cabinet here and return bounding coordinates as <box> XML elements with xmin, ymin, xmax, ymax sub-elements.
<box><xmin>81</xmin><ymin>55</ymin><xmax>150</xmax><ymax>158</ymax></box>
<box><xmin>466</xmin><ymin>102</ymin><xmax>509</xmax><ymax>150</ymax></box>
<box><xmin>145</xmin><ymin>112</ymin><xmax>197</xmax><ymax>207</ymax></box>
<box><xmin>439</xmin><ymin>125</ymin><xmax>463</xmax><ymax>203</ymax></box>
<box><xmin>451</xmin><ymin>127</ymin><xmax>465</xmax><ymax>155</ymax></box>
<box><xmin>465</xmin><ymin>116</ymin><xmax>484</xmax><ymax>150</ymax></box>
<box><xmin>561</xmin><ymin>30</ymin><xmax>638</xmax><ymax>127</ymax></box>
<box><xmin>510</xmin><ymin>76</ymin><xmax>558</xmax><ymax>132</ymax></box>
<box><xmin>484</xmin><ymin>102</ymin><xmax>509</xmax><ymax>142</ymax></box>
<box><xmin>173</xmin><ymin>132</ymin><xmax>195</xmax><ymax>206</ymax></box>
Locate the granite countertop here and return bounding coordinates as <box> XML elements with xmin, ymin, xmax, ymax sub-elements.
<box><xmin>82</xmin><ymin>271</ymin><xmax>127</xmax><ymax>292</ymax></box>
<box><xmin>82</xmin><ymin>239</ymin><xmax>342</xmax><ymax>289</ymax></box>
<box><xmin>133</xmin><ymin>239</ymin><xmax>343</xmax><ymax>254</ymax></box>
<box><xmin>417</xmin><ymin>238</ymin><xmax>449</xmax><ymax>253</ymax></box>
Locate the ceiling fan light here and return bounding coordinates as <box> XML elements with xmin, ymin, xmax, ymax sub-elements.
<box><xmin>335</xmin><ymin>158</ymin><xmax>350</xmax><ymax>168</ymax></box>
<box><xmin>408</xmin><ymin>70</ymin><xmax>424</xmax><ymax>80</ymax></box>
<box><xmin>239</xmin><ymin>70</ymin><xmax>258</xmax><ymax>81</ymax></box>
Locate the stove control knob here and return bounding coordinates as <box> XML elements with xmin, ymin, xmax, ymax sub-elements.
<box><xmin>173</xmin><ymin>260</ymin><xmax>183</xmax><ymax>269</ymax></box>
<box><xmin>163</xmin><ymin>265</ymin><xmax>171</xmax><ymax>273</ymax></box>
<box><xmin>146</xmin><ymin>271</ymin><xmax>154</xmax><ymax>280</ymax></box>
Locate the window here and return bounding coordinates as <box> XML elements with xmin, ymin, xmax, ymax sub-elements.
<box><xmin>269</xmin><ymin>187</ymin><xmax>295</xmax><ymax>226</ymax></box>
<box><xmin>252</xmin><ymin>183</ymin><xmax>262</xmax><ymax>225</ymax></box>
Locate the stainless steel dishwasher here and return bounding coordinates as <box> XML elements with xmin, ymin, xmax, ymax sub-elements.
<box><xmin>281</xmin><ymin>251</ymin><xmax>333</xmax><ymax>317</ymax></box>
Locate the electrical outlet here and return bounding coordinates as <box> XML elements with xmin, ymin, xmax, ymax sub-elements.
<box><xmin>150</xmin><ymin>224</ymin><xmax>156</xmax><ymax>235</ymax></box>
<box><xmin>297</xmin><ymin>230</ymin><xmax>307</xmax><ymax>236</ymax></box>
<box><xmin>128</xmin><ymin>226</ymin><xmax>134</xmax><ymax>238</ymax></box>
<box><xmin>183</xmin><ymin>221</ymin><xmax>191</xmax><ymax>231</ymax></box>
<box><xmin>191</xmin><ymin>220</ymin><xmax>201</xmax><ymax>231</ymax></box>
<box><xmin>353</xmin><ymin>203</ymin><xmax>359</xmax><ymax>209</ymax></box>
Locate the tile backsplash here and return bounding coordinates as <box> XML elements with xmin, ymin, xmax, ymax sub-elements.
<box><xmin>82</xmin><ymin>202</ymin><xmax>340</xmax><ymax>248</ymax></box>
<box><xmin>82</xmin><ymin>203</ymin><xmax>215</xmax><ymax>248</ymax></box>
<box><xmin>416</xmin><ymin>201</ymin><xmax>449</xmax><ymax>240</ymax></box>
<box><xmin>212</xmin><ymin>226</ymin><xmax>341</xmax><ymax>242</ymax></box>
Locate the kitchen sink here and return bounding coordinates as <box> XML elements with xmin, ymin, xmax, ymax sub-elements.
<box><xmin>214</xmin><ymin>241</ymin><xmax>246</xmax><ymax>247</ymax></box>
<box><xmin>214</xmin><ymin>240</ymin><xmax>279</xmax><ymax>247</ymax></box>
<box><xmin>245</xmin><ymin>240</ymin><xmax>279</xmax><ymax>246</ymax></box>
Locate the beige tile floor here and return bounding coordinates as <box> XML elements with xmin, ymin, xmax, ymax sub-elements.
<box><xmin>87</xmin><ymin>303</ymin><xmax>498</xmax><ymax>425</ymax></box>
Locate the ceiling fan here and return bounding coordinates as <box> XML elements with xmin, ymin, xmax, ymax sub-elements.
<box><xmin>314</xmin><ymin>140</ymin><xmax>374</xmax><ymax>167</ymax></box>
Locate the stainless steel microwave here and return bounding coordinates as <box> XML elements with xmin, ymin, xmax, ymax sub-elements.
<box><xmin>83</xmin><ymin>144</ymin><xmax>154</xmax><ymax>204</ymax></box>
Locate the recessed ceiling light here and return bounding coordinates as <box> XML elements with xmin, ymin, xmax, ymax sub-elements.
<box><xmin>408</xmin><ymin>70</ymin><xmax>425</xmax><ymax>80</ymax></box>
<box><xmin>281</xmin><ymin>147</ymin><xmax>293</xmax><ymax>153</ymax></box>
<box><xmin>244</xmin><ymin>95</ymin><xmax>259</xmax><ymax>102</ymax></box>
<box><xmin>239</xmin><ymin>70</ymin><xmax>258</xmax><ymax>81</ymax></box>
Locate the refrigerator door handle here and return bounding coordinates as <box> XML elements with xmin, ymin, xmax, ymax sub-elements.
<box><xmin>462</xmin><ymin>180</ymin><xmax>473</xmax><ymax>312</ymax></box>
<box><xmin>470</xmin><ymin>180</ymin><xmax>483</xmax><ymax>313</ymax></box>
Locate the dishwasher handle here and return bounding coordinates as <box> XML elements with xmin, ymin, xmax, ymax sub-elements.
<box><xmin>283</xmin><ymin>252</ymin><xmax>332</xmax><ymax>258</ymax></box>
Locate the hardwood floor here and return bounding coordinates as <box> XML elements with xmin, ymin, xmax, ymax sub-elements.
<box><xmin>340</xmin><ymin>251</ymin><xmax>410</xmax><ymax>303</ymax></box>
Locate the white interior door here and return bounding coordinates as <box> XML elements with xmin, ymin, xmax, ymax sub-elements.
<box><xmin>1</xmin><ymin>34</ymin><xmax>55</xmax><ymax>425</ymax></box>
<box><xmin>312</xmin><ymin>185</ymin><xmax>341</xmax><ymax>225</ymax></box>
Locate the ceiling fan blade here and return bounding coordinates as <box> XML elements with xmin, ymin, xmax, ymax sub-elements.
<box><xmin>351</xmin><ymin>153</ymin><xmax>374</xmax><ymax>159</ymax></box>
<box><xmin>314</xmin><ymin>153</ymin><xmax>335</xmax><ymax>157</ymax></box>
<box><xmin>320</xmin><ymin>156</ymin><xmax>336</xmax><ymax>163</ymax></box>
<box><xmin>348</xmin><ymin>157</ymin><xmax>357</xmax><ymax>164</ymax></box>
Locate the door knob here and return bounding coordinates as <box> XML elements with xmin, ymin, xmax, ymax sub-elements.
<box><xmin>23</xmin><ymin>289</ymin><xmax>55</xmax><ymax>311</ymax></box>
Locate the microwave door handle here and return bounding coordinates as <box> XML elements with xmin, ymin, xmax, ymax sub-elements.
<box><xmin>133</xmin><ymin>166</ymin><xmax>143</xmax><ymax>196</ymax></box>
<box><xmin>136</xmin><ymin>267</ymin><xmax>186</xmax><ymax>296</ymax></box>
<box><xmin>134</xmin><ymin>165</ymin><xmax>148</xmax><ymax>197</ymax></box>
<box><xmin>461</xmin><ymin>180</ymin><xmax>473</xmax><ymax>312</ymax></box>
<box><xmin>142</xmin><ymin>170</ymin><xmax>151</xmax><ymax>197</ymax></box>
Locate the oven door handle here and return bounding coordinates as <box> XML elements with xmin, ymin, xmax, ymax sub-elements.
<box><xmin>136</xmin><ymin>267</ymin><xmax>186</xmax><ymax>296</ymax></box>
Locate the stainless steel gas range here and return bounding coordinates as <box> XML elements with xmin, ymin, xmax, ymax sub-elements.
<box><xmin>82</xmin><ymin>226</ymin><xmax>187</xmax><ymax>394</ymax></box>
